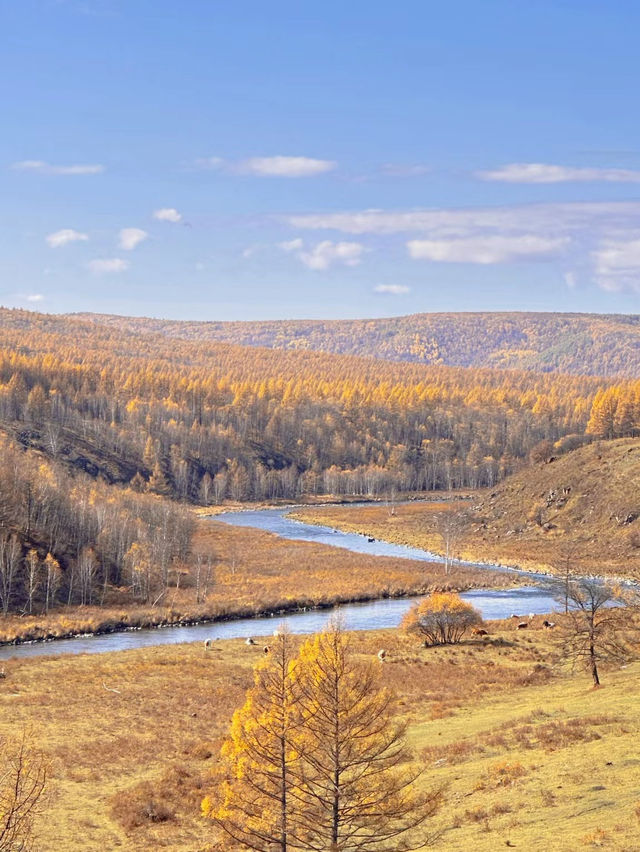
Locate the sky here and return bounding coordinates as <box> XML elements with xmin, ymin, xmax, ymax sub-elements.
<box><xmin>3</xmin><ymin>0</ymin><xmax>640</xmax><ymax>321</ymax></box>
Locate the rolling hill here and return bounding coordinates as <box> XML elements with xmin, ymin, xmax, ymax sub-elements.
<box><xmin>71</xmin><ymin>310</ymin><xmax>640</xmax><ymax>377</ymax></box>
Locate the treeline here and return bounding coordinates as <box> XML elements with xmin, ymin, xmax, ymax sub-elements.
<box><xmin>75</xmin><ymin>309</ymin><xmax>640</xmax><ymax>377</ymax></box>
<box><xmin>587</xmin><ymin>382</ymin><xmax>640</xmax><ymax>439</ymax></box>
<box><xmin>0</xmin><ymin>435</ymin><xmax>193</xmax><ymax>616</ymax></box>
<box><xmin>0</xmin><ymin>309</ymin><xmax>608</xmax><ymax>502</ymax></box>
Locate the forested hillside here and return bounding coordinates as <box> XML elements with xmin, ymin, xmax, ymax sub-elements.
<box><xmin>0</xmin><ymin>308</ymin><xmax>613</xmax><ymax>504</ymax></box>
<box><xmin>74</xmin><ymin>310</ymin><xmax>640</xmax><ymax>377</ymax></box>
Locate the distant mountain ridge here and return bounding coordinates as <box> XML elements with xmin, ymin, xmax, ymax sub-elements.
<box><xmin>70</xmin><ymin>311</ymin><xmax>640</xmax><ymax>378</ymax></box>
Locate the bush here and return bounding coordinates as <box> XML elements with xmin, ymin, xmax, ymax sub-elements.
<box><xmin>402</xmin><ymin>592</ymin><xmax>482</xmax><ymax>645</ymax></box>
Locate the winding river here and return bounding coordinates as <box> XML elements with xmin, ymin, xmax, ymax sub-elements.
<box><xmin>0</xmin><ymin>506</ymin><xmax>558</xmax><ymax>661</ymax></box>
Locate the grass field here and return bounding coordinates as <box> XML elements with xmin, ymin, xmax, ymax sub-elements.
<box><xmin>2</xmin><ymin>619</ymin><xmax>639</xmax><ymax>851</ymax></box>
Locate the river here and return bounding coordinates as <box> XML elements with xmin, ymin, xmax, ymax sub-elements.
<box><xmin>0</xmin><ymin>505</ymin><xmax>557</xmax><ymax>661</ymax></box>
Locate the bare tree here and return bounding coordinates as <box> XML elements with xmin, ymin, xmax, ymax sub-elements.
<box><xmin>555</xmin><ymin>578</ymin><xmax>635</xmax><ymax>686</ymax></box>
<box><xmin>43</xmin><ymin>554</ymin><xmax>61</xmax><ymax>615</ymax></box>
<box><xmin>0</xmin><ymin>536</ymin><xmax>21</xmax><ymax>617</ymax></box>
<box><xmin>193</xmin><ymin>553</ymin><xmax>215</xmax><ymax>604</ymax></box>
<box><xmin>23</xmin><ymin>550</ymin><xmax>40</xmax><ymax>615</ymax></box>
<box><xmin>433</xmin><ymin>506</ymin><xmax>468</xmax><ymax>575</ymax></box>
<box><xmin>77</xmin><ymin>548</ymin><xmax>97</xmax><ymax>606</ymax></box>
<box><xmin>0</xmin><ymin>731</ymin><xmax>48</xmax><ymax>852</ymax></box>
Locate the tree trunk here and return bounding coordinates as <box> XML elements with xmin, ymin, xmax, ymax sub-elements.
<box><xmin>590</xmin><ymin>644</ymin><xmax>600</xmax><ymax>686</ymax></box>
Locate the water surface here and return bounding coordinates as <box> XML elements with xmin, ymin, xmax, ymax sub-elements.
<box><xmin>0</xmin><ymin>505</ymin><xmax>556</xmax><ymax>661</ymax></box>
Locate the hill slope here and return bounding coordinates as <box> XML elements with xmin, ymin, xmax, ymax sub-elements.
<box><xmin>290</xmin><ymin>438</ymin><xmax>640</xmax><ymax>577</ymax></box>
<box><xmin>471</xmin><ymin>437</ymin><xmax>640</xmax><ymax>574</ymax></box>
<box><xmin>71</xmin><ymin>310</ymin><xmax>640</xmax><ymax>377</ymax></box>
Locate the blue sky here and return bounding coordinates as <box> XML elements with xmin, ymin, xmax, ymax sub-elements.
<box><xmin>3</xmin><ymin>0</ymin><xmax>640</xmax><ymax>320</ymax></box>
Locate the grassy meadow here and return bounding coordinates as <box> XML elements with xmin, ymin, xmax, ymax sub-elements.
<box><xmin>2</xmin><ymin>620</ymin><xmax>640</xmax><ymax>851</ymax></box>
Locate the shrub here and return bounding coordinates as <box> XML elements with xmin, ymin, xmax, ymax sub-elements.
<box><xmin>402</xmin><ymin>592</ymin><xmax>482</xmax><ymax>646</ymax></box>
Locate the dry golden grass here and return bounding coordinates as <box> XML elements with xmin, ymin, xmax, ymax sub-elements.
<box><xmin>0</xmin><ymin>515</ymin><xmax>518</xmax><ymax>646</ymax></box>
<box><xmin>2</xmin><ymin>622</ymin><xmax>640</xmax><ymax>850</ymax></box>
<box><xmin>292</xmin><ymin>440</ymin><xmax>640</xmax><ymax>578</ymax></box>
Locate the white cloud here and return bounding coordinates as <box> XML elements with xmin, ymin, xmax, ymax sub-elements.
<box><xmin>374</xmin><ymin>284</ymin><xmax>410</xmax><ymax>294</ymax></box>
<box><xmin>592</xmin><ymin>238</ymin><xmax>640</xmax><ymax>292</ymax></box>
<box><xmin>478</xmin><ymin>162</ymin><xmax>640</xmax><ymax>184</ymax></box>
<box><xmin>286</xmin><ymin>200</ymin><xmax>640</xmax><ymax>290</ymax></box>
<box><xmin>87</xmin><ymin>258</ymin><xmax>129</xmax><ymax>274</ymax></box>
<box><xmin>564</xmin><ymin>271</ymin><xmax>578</xmax><ymax>289</ymax></box>
<box><xmin>241</xmin><ymin>156</ymin><xmax>336</xmax><ymax>177</ymax></box>
<box><xmin>278</xmin><ymin>238</ymin><xmax>304</xmax><ymax>253</ymax></box>
<box><xmin>300</xmin><ymin>241</ymin><xmax>366</xmax><ymax>270</ymax></box>
<box><xmin>25</xmin><ymin>294</ymin><xmax>44</xmax><ymax>302</ymax></box>
<box><xmin>153</xmin><ymin>207</ymin><xmax>182</xmax><ymax>223</ymax></box>
<box><xmin>408</xmin><ymin>235</ymin><xmax>568</xmax><ymax>264</ymax></box>
<box><xmin>118</xmin><ymin>227</ymin><xmax>148</xmax><ymax>251</ymax></box>
<box><xmin>46</xmin><ymin>228</ymin><xmax>89</xmax><ymax>248</ymax></box>
<box><xmin>193</xmin><ymin>155</ymin><xmax>336</xmax><ymax>177</ymax></box>
<box><xmin>13</xmin><ymin>160</ymin><xmax>104</xmax><ymax>175</ymax></box>
<box><xmin>278</xmin><ymin>238</ymin><xmax>366</xmax><ymax>270</ymax></box>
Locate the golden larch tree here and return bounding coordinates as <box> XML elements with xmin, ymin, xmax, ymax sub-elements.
<box><xmin>202</xmin><ymin>629</ymin><xmax>303</xmax><ymax>851</ymax></box>
<box><xmin>291</xmin><ymin>622</ymin><xmax>441</xmax><ymax>851</ymax></box>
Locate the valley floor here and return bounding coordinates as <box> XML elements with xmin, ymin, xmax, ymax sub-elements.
<box><xmin>0</xmin><ymin>512</ymin><xmax>517</xmax><ymax>646</ymax></box>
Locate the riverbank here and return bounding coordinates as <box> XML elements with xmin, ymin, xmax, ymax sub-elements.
<box><xmin>193</xmin><ymin>489</ymin><xmax>473</xmax><ymax>516</ymax></box>
<box><xmin>0</xmin><ymin>513</ymin><xmax>519</xmax><ymax>647</ymax></box>
<box><xmin>288</xmin><ymin>501</ymin><xmax>630</xmax><ymax>580</ymax></box>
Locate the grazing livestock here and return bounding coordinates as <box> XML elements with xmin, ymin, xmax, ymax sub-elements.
<box><xmin>472</xmin><ymin>628</ymin><xmax>488</xmax><ymax>636</ymax></box>
<box><xmin>377</xmin><ymin>649</ymin><xmax>387</xmax><ymax>662</ymax></box>
<box><xmin>517</xmin><ymin>622</ymin><xmax>528</xmax><ymax>630</ymax></box>
<box><xmin>542</xmin><ymin>620</ymin><xmax>556</xmax><ymax>629</ymax></box>
<box><xmin>245</xmin><ymin>637</ymin><xmax>256</xmax><ymax>646</ymax></box>
<box><xmin>263</xmin><ymin>646</ymin><xmax>270</xmax><ymax>655</ymax></box>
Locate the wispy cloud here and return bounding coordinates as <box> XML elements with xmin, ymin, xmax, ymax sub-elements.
<box><xmin>374</xmin><ymin>284</ymin><xmax>411</xmax><ymax>294</ymax></box>
<box><xmin>407</xmin><ymin>235</ymin><xmax>568</xmax><ymax>264</ymax></box>
<box><xmin>25</xmin><ymin>293</ymin><xmax>44</xmax><ymax>302</ymax></box>
<box><xmin>287</xmin><ymin>201</ymin><xmax>640</xmax><ymax>236</ymax></box>
<box><xmin>379</xmin><ymin>164</ymin><xmax>431</xmax><ymax>178</ymax></box>
<box><xmin>13</xmin><ymin>160</ymin><xmax>104</xmax><ymax>175</ymax></box>
<box><xmin>87</xmin><ymin>258</ymin><xmax>129</xmax><ymax>274</ymax></box>
<box><xmin>46</xmin><ymin>228</ymin><xmax>89</xmax><ymax>248</ymax></box>
<box><xmin>152</xmin><ymin>207</ymin><xmax>182</xmax><ymax>223</ymax></box>
<box><xmin>592</xmin><ymin>238</ymin><xmax>640</xmax><ymax>292</ymax></box>
<box><xmin>242</xmin><ymin>156</ymin><xmax>336</xmax><ymax>177</ymax></box>
<box><xmin>478</xmin><ymin>162</ymin><xmax>640</xmax><ymax>184</ymax></box>
<box><xmin>286</xmin><ymin>200</ymin><xmax>640</xmax><ymax>291</ymax></box>
<box><xmin>278</xmin><ymin>238</ymin><xmax>304</xmax><ymax>253</ymax></box>
<box><xmin>194</xmin><ymin>155</ymin><xmax>336</xmax><ymax>178</ymax></box>
<box><xmin>118</xmin><ymin>227</ymin><xmax>148</xmax><ymax>250</ymax></box>
<box><xmin>193</xmin><ymin>156</ymin><xmax>225</xmax><ymax>170</ymax></box>
<box><xmin>279</xmin><ymin>238</ymin><xmax>366</xmax><ymax>270</ymax></box>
